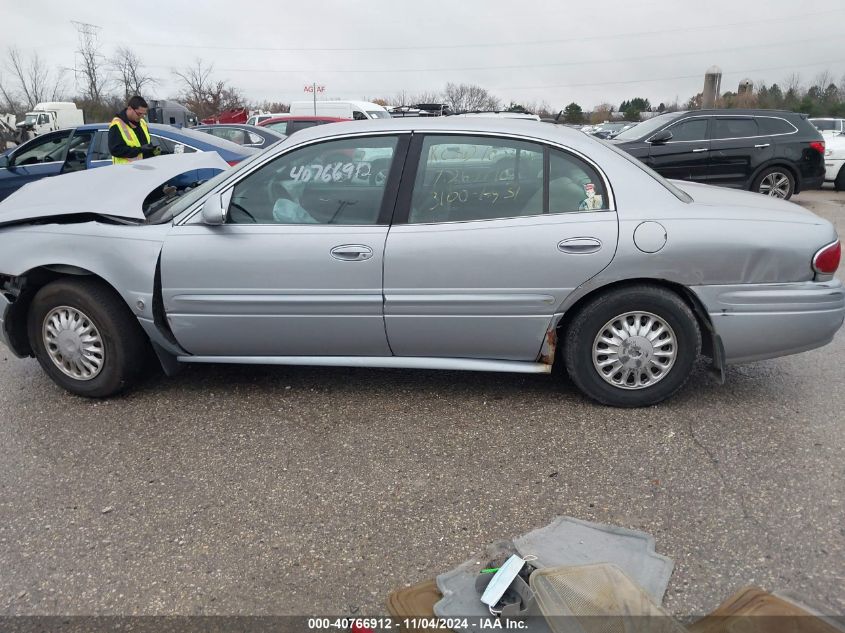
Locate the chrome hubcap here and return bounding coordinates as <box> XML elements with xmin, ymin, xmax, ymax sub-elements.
<box><xmin>43</xmin><ymin>306</ymin><xmax>105</xmax><ymax>381</ymax></box>
<box><xmin>592</xmin><ymin>311</ymin><xmax>677</xmax><ymax>390</ymax></box>
<box><xmin>759</xmin><ymin>172</ymin><xmax>791</xmax><ymax>198</ymax></box>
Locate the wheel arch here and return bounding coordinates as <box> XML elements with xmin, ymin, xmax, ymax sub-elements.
<box><xmin>2</xmin><ymin>265</ymin><xmax>127</xmax><ymax>357</ymax></box>
<box><xmin>555</xmin><ymin>277</ymin><xmax>718</xmax><ymax>363</ymax></box>
<box><xmin>748</xmin><ymin>161</ymin><xmax>800</xmax><ymax>194</ymax></box>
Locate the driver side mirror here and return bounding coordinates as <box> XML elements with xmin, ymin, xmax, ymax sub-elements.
<box><xmin>200</xmin><ymin>189</ymin><xmax>232</xmax><ymax>225</ymax></box>
<box><xmin>0</xmin><ymin>154</ymin><xmax>8</xmax><ymax>169</ymax></box>
<box><xmin>648</xmin><ymin>130</ymin><xmax>673</xmax><ymax>144</ymax></box>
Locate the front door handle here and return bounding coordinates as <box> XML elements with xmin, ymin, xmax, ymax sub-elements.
<box><xmin>692</xmin><ymin>148</ymin><xmax>708</xmax><ymax>153</ymax></box>
<box><xmin>558</xmin><ymin>237</ymin><xmax>602</xmax><ymax>254</ymax></box>
<box><xmin>330</xmin><ymin>244</ymin><xmax>373</xmax><ymax>261</ymax></box>
<box><xmin>754</xmin><ymin>143</ymin><xmax>770</xmax><ymax>148</ymax></box>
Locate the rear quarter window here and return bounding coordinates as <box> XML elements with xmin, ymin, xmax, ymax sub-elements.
<box><xmin>757</xmin><ymin>117</ymin><xmax>797</xmax><ymax>135</ymax></box>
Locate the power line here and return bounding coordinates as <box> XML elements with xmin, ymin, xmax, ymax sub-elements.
<box><xmin>143</xmin><ymin>35</ymin><xmax>837</xmax><ymax>75</ymax></box>
<box><xmin>504</xmin><ymin>57</ymin><xmax>845</xmax><ymax>91</ymax></box>
<box><xmin>121</xmin><ymin>8</ymin><xmax>843</xmax><ymax>53</ymax></box>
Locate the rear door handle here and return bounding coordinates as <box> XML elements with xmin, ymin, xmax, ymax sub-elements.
<box><xmin>330</xmin><ymin>244</ymin><xmax>373</xmax><ymax>261</ymax></box>
<box><xmin>754</xmin><ymin>143</ymin><xmax>770</xmax><ymax>148</ymax></box>
<box><xmin>692</xmin><ymin>148</ymin><xmax>708</xmax><ymax>153</ymax></box>
<box><xmin>558</xmin><ymin>237</ymin><xmax>602</xmax><ymax>254</ymax></box>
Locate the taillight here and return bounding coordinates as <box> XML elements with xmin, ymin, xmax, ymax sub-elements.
<box><xmin>809</xmin><ymin>140</ymin><xmax>825</xmax><ymax>154</ymax></box>
<box><xmin>813</xmin><ymin>240</ymin><xmax>841</xmax><ymax>274</ymax></box>
<box><xmin>226</xmin><ymin>160</ymin><xmax>240</xmax><ymax>166</ymax></box>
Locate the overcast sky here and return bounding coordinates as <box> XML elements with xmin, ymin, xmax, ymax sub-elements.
<box><xmin>3</xmin><ymin>0</ymin><xmax>844</xmax><ymax>111</ymax></box>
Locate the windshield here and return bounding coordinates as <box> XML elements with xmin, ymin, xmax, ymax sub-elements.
<box><xmin>612</xmin><ymin>112</ymin><xmax>683</xmax><ymax>141</ymax></box>
<box><xmin>367</xmin><ymin>111</ymin><xmax>391</xmax><ymax>119</ymax></box>
<box><xmin>24</xmin><ymin>114</ymin><xmax>37</xmax><ymax>125</ymax></box>
<box><xmin>147</xmin><ymin>152</ymin><xmax>268</xmax><ymax>224</ymax></box>
<box><xmin>598</xmin><ymin>138</ymin><xmax>692</xmax><ymax>203</ymax></box>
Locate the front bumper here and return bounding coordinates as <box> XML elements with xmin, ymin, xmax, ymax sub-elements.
<box><xmin>692</xmin><ymin>280</ymin><xmax>845</xmax><ymax>364</ymax></box>
<box><xmin>0</xmin><ymin>293</ymin><xmax>14</xmax><ymax>355</ymax></box>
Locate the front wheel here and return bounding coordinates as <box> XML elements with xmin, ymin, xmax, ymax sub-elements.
<box><xmin>563</xmin><ymin>286</ymin><xmax>701</xmax><ymax>407</ymax></box>
<box><xmin>752</xmin><ymin>167</ymin><xmax>795</xmax><ymax>200</ymax></box>
<box><xmin>27</xmin><ymin>278</ymin><xmax>148</xmax><ymax>397</ymax></box>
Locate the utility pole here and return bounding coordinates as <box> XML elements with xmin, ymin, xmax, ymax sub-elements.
<box><xmin>304</xmin><ymin>82</ymin><xmax>326</xmax><ymax>115</ymax></box>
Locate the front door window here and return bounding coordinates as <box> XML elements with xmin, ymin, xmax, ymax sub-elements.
<box><xmin>228</xmin><ymin>136</ymin><xmax>398</xmax><ymax>225</ymax></box>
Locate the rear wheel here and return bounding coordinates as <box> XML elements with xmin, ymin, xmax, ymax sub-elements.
<box><xmin>752</xmin><ymin>167</ymin><xmax>795</xmax><ymax>199</ymax></box>
<box><xmin>563</xmin><ymin>286</ymin><xmax>701</xmax><ymax>407</ymax></box>
<box><xmin>27</xmin><ymin>278</ymin><xmax>147</xmax><ymax>397</ymax></box>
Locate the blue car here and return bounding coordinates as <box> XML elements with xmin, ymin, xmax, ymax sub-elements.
<box><xmin>0</xmin><ymin>123</ymin><xmax>258</xmax><ymax>202</ymax></box>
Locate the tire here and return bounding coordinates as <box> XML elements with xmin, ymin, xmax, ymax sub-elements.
<box><xmin>27</xmin><ymin>278</ymin><xmax>148</xmax><ymax>398</ymax></box>
<box><xmin>752</xmin><ymin>166</ymin><xmax>795</xmax><ymax>200</ymax></box>
<box><xmin>835</xmin><ymin>166</ymin><xmax>845</xmax><ymax>192</ymax></box>
<box><xmin>563</xmin><ymin>286</ymin><xmax>701</xmax><ymax>407</ymax></box>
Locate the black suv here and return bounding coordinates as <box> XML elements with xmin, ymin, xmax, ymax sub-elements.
<box><xmin>611</xmin><ymin>109</ymin><xmax>825</xmax><ymax>199</ymax></box>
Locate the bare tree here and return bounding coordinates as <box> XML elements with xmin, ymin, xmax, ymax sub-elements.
<box><xmin>73</xmin><ymin>22</ymin><xmax>110</xmax><ymax>104</ymax></box>
<box><xmin>444</xmin><ymin>83</ymin><xmax>500</xmax><ymax>112</ymax></box>
<box><xmin>783</xmin><ymin>72</ymin><xmax>803</xmax><ymax>96</ymax></box>
<box><xmin>814</xmin><ymin>70</ymin><xmax>833</xmax><ymax>91</ymax></box>
<box><xmin>411</xmin><ymin>90</ymin><xmax>444</xmax><ymax>105</ymax></box>
<box><xmin>4</xmin><ymin>47</ymin><xmax>66</xmax><ymax>110</ymax></box>
<box><xmin>110</xmin><ymin>47</ymin><xmax>156</xmax><ymax>101</ymax></box>
<box><xmin>173</xmin><ymin>59</ymin><xmax>245</xmax><ymax>119</ymax></box>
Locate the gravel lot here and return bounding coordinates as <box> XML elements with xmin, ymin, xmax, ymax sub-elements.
<box><xmin>0</xmin><ymin>188</ymin><xmax>843</xmax><ymax>619</ymax></box>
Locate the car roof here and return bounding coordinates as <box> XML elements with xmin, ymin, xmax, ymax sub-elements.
<box><xmin>279</xmin><ymin>116</ymin><xmax>589</xmax><ymax>148</ymax></box>
<box><xmin>259</xmin><ymin>116</ymin><xmax>349</xmax><ymax>125</ymax></box>
<box><xmin>194</xmin><ymin>123</ymin><xmax>285</xmax><ymax>137</ymax></box>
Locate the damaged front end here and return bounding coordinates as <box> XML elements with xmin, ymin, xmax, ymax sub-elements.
<box><xmin>1</xmin><ymin>272</ymin><xmax>33</xmax><ymax>357</ymax></box>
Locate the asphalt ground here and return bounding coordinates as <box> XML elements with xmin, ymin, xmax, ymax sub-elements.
<box><xmin>0</xmin><ymin>188</ymin><xmax>843</xmax><ymax>619</ymax></box>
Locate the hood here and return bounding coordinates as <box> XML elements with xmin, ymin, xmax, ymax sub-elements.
<box><xmin>671</xmin><ymin>180</ymin><xmax>823</xmax><ymax>224</ymax></box>
<box><xmin>0</xmin><ymin>152</ymin><xmax>229</xmax><ymax>225</ymax></box>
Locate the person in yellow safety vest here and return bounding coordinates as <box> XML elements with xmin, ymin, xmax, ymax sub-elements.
<box><xmin>108</xmin><ymin>95</ymin><xmax>161</xmax><ymax>165</ymax></box>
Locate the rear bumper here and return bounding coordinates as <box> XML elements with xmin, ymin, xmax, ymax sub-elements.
<box><xmin>691</xmin><ymin>280</ymin><xmax>845</xmax><ymax>364</ymax></box>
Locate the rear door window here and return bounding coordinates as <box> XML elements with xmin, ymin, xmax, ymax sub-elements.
<box><xmin>408</xmin><ymin>136</ymin><xmax>544</xmax><ymax>223</ymax></box>
<box><xmin>712</xmin><ymin>118</ymin><xmax>758</xmax><ymax>139</ymax></box>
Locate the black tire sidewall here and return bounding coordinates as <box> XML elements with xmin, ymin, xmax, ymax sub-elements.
<box><xmin>752</xmin><ymin>167</ymin><xmax>794</xmax><ymax>200</ymax></box>
<box><xmin>27</xmin><ymin>280</ymin><xmax>142</xmax><ymax>397</ymax></box>
<box><xmin>565</xmin><ymin>288</ymin><xmax>701</xmax><ymax>407</ymax></box>
<box><xmin>835</xmin><ymin>166</ymin><xmax>845</xmax><ymax>192</ymax></box>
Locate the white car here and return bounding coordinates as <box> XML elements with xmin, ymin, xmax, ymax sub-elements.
<box><xmin>810</xmin><ymin>118</ymin><xmax>845</xmax><ymax>135</ymax></box>
<box><xmin>822</xmin><ymin>131</ymin><xmax>845</xmax><ymax>190</ymax></box>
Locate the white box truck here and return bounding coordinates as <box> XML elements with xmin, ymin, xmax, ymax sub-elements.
<box><xmin>288</xmin><ymin>100</ymin><xmax>390</xmax><ymax>120</ymax></box>
<box><xmin>18</xmin><ymin>102</ymin><xmax>85</xmax><ymax>136</ymax></box>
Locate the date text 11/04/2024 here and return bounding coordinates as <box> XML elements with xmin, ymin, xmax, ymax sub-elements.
<box><xmin>307</xmin><ymin>616</ymin><xmax>529</xmax><ymax>630</ymax></box>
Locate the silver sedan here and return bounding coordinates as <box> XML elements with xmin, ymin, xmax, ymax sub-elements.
<box><xmin>0</xmin><ymin>118</ymin><xmax>842</xmax><ymax>407</ymax></box>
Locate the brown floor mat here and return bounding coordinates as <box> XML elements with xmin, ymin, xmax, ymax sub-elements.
<box><xmin>688</xmin><ymin>586</ymin><xmax>843</xmax><ymax>633</ymax></box>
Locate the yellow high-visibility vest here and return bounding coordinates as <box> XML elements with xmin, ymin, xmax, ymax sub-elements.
<box><xmin>109</xmin><ymin>117</ymin><xmax>149</xmax><ymax>165</ymax></box>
